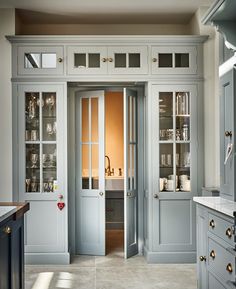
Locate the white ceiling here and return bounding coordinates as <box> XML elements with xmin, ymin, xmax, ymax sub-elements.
<box><xmin>0</xmin><ymin>0</ymin><xmax>215</xmax><ymax>24</ymax></box>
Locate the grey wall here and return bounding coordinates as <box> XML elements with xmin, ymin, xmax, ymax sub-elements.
<box><xmin>0</xmin><ymin>9</ymin><xmax>15</xmax><ymax>201</ymax></box>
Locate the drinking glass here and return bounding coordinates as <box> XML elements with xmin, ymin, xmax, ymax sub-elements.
<box><xmin>46</xmin><ymin>123</ymin><xmax>53</xmax><ymax>136</ymax></box>
<box><xmin>25</xmin><ymin>178</ymin><xmax>31</xmax><ymax>192</ymax></box>
<box><xmin>31</xmin><ymin>153</ymin><xmax>38</xmax><ymax>168</ymax></box>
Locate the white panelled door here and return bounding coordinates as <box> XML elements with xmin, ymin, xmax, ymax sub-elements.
<box><xmin>124</xmin><ymin>88</ymin><xmax>138</xmax><ymax>258</ymax></box>
<box><xmin>76</xmin><ymin>90</ymin><xmax>105</xmax><ymax>255</ymax></box>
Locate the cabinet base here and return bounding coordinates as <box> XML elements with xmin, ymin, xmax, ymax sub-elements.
<box><xmin>25</xmin><ymin>252</ymin><xmax>70</xmax><ymax>265</ymax></box>
<box><xmin>144</xmin><ymin>248</ymin><xmax>196</xmax><ymax>263</ymax></box>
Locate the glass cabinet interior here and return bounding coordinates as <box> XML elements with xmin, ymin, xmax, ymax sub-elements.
<box><xmin>159</xmin><ymin>91</ymin><xmax>191</xmax><ymax>192</ymax></box>
<box><xmin>25</xmin><ymin>92</ymin><xmax>57</xmax><ymax>193</ymax></box>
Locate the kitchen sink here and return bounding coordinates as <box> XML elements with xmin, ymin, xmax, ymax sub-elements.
<box><xmin>105</xmin><ymin>177</ymin><xmax>124</xmax><ymax>190</ymax></box>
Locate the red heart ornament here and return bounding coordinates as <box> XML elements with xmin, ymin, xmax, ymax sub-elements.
<box><xmin>57</xmin><ymin>202</ymin><xmax>65</xmax><ymax>210</ymax></box>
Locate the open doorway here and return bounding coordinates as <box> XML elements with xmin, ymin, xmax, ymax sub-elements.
<box><xmin>105</xmin><ymin>91</ymin><xmax>124</xmax><ymax>256</ymax></box>
<box><xmin>68</xmin><ymin>83</ymin><xmax>144</xmax><ymax>259</ymax></box>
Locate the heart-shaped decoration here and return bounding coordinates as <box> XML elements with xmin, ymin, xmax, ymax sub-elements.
<box><xmin>57</xmin><ymin>202</ymin><xmax>65</xmax><ymax>210</ymax></box>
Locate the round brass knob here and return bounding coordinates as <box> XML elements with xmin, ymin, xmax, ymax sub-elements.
<box><xmin>209</xmin><ymin>219</ymin><xmax>215</xmax><ymax>229</ymax></box>
<box><xmin>127</xmin><ymin>192</ymin><xmax>132</xmax><ymax>197</ymax></box>
<box><xmin>210</xmin><ymin>250</ymin><xmax>216</xmax><ymax>259</ymax></box>
<box><xmin>199</xmin><ymin>256</ymin><xmax>206</xmax><ymax>262</ymax></box>
<box><xmin>3</xmin><ymin>226</ymin><xmax>11</xmax><ymax>234</ymax></box>
<box><xmin>154</xmin><ymin>194</ymin><xmax>159</xmax><ymax>199</ymax></box>
<box><xmin>102</xmin><ymin>58</ymin><xmax>107</xmax><ymax>62</ymax></box>
<box><xmin>226</xmin><ymin>228</ymin><xmax>232</xmax><ymax>238</ymax></box>
<box><xmin>225</xmin><ymin>131</ymin><xmax>232</xmax><ymax>137</ymax></box>
<box><xmin>58</xmin><ymin>58</ymin><xmax>63</xmax><ymax>63</ymax></box>
<box><xmin>152</xmin><ymin>58</ymin><xmax>157</xmax><ymax>63</ymax></box>
<box><xmin>226</xmin><ymin>263</ymin><xmax>233</xmax><ymax>273</ymax></box>
<box><xmin>108</xmin><ymin>58</ymin><xmax>113</xmax><ymax>62</ymax></box>
<box><xmin>99</xmin><ymin>192</ymin><xmax>104</xmax><ymax>196</ymax></box>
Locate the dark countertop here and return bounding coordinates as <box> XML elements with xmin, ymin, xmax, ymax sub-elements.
<box><xmin>0</xmin><ymin>202</ymin><xmax>30</xmax><ymax>225</ymax></box>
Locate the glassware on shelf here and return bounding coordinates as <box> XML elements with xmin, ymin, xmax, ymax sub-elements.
<box><xmin>31</xmin><ymin>176</ymin><xmax>38</xmax><ymax>192</ymax></box>
<box><xmin>31</xmin><ymin>130</ymin><xmax>38</xmax><ymax>141</ymax></box>
<box><xmin>176</xmin><ymin>92</ymin><xmax>190</xmax><ymax>116</ymax></box>
<box><xmin>25</xmin><ymin>178</ymin><xmax>31</xmax><ymax>192</ymax></box>
<box><xmin>182</xmin><ymin>124</ymin><xmax>189</xmax><ymax>141</ymax></box>
<box><xmin>28</xmin><ymin>95</ymin><xmax>37</xmax><ymax>119</ymax></box>
<box><xmin>46</xmin><ymin>123</ymin><xmax>54</xmax><ymax>136</ymax></box>
<box><xmin>31</xmin><ymin>153</ymin><xmax>38</xmax><ymax>168</ymax></box>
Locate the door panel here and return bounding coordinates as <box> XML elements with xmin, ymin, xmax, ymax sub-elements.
<box><xmin>124</xmin><ymin>88</ymin><xmax>138</xmax><ymax>258</ymax></box>
<box><xmin>76</xmin><ymin>90</ymin><xmax>105</xmax><ymax>255</ymax></box>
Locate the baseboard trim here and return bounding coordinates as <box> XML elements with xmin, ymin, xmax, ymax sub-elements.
<box><xmin>25</xmin><ymin>252</ymin><xmax>71</xmax><ymax>265</ymax></box>
<box><xmin>145</xmin><ymin>250</ymin><xmax>196</xmax><ymax>263</ymax></box>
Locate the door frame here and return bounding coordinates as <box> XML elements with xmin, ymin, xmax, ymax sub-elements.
<box><xmin>67</xmin><ymin>83</ymin><xmax>145</xmax><ymax>257</ymax></box>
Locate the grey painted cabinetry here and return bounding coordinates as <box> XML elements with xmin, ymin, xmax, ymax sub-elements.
<box><xmin>220</xmin><ymin>68</ymin><xmax>236</xmax><ymax>201</ymax></box>
<box><xmin>196</xmin><ymin>204</ymin><xmax>236</xmax><ymax>289</ymax></box>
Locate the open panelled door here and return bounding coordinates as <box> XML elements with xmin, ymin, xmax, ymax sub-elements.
<box><xmin>124</xmin><ymin>88</ymin><xmax>139</xmax><ymax>258</ymax></box>
<box><xmin>76</xmin><ymin>90</ymin><xmax>105</xmax><ymax>256</ymax></box>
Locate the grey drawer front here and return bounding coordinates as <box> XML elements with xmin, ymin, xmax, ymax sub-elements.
<box><xmin>208</xmin><ymin>237</ymin><xmax>235</xmax><ymax>283</ymax></box>
<box><xmin>209</xmin><ymin>272</ymin><xmax>227</xmax><ymax>289</ymax></box>
<box><xmin>208</xmin><ymin>213</ymin><xmax>234</xmax><ymax>246</ymax></box>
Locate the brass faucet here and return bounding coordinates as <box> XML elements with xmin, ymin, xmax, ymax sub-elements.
<box><xmin>105</xmin><ymin>155</ymin><xmax>111</xmax><ymax>176</ymax></box>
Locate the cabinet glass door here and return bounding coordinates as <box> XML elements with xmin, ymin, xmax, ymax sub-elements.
<box><xmin>159</xmin><ymin>91</ymin><xmax>191</xmax><ymax>192</ymax></box>
<box><xmin>151</xmin><ymin>46</ymin><xmax>197</xmax><ymax>75</ymax></box>
<box><xmin>25</xmin><ymin>92</ymin><xmax>57</xmax><ymax>194</ymax></box>
<box><xmin>67</xmin><ymin>46</ymin><xmax>107</xmax><ymax>75</ymax></box>
<box><xmin>108</xmin><ymin>46</ymin><xmax>148</xmax><ymax>74</ymax></box>
<box><xmin>18</xmin><ymin>46</ymin><xmax>63</xmax><ymax>75</ymax></box>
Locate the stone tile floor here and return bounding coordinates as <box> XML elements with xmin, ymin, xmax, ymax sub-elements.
<box><xmin>25</xmin><ymin>253</ymin><xmax>197</xmax><ymax>289</ymax></box>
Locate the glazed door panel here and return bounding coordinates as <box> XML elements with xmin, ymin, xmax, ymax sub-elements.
<box><xmin>76</xmin><ymin>90</ymin><xmax>105</xmax><ymax>255</ymax></box>
<box><xmin>124</xmin><ymin>88</ymin><xmax>138</xmax><ymax>258</ymax></box>
<box><xmin>18</xmin><ymin>84</ymin><xmax>66</xmax><ymax>253</ymax></box>
<box><xmin>152</xmin><ymin>84</ymin><xmax>198</xmax><ymax>258</ymax></box>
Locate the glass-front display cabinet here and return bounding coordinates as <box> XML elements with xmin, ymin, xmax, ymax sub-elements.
<box><xmin>18</xmin><ymin>84</ymin><xmax>65</xmax><ymax>200</ymax></box>
<box><xmin>156</xmin><ymin>85</ymin><xmax>197</xmax><ymax>193</ymax></box>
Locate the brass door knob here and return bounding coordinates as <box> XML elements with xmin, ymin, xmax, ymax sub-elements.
<box><xmin>199</xmin><ymin>256</ymin><xmax>206</xmax><ymax>262</ymax></box>
<box><xmin>58</xmin><ymin>58</ymin><xmax>63</xmax><ymax>63</ymax></box>
<box><xmin>154</xmin><ymin>194</ymin><xmax>159</xmax><ymax>199</ymax></box>
<box><xmin>99</xmin><ymin>192</ymin><xmax>104</xmax><ymax>196</ymax></box>
<box><xmin>209</xmin><ymin>219</ymin><xmax>215</xmax><ymax>229</ymax></box>
<box><xmin>108</xmin><ymin>58</ymin><xmax>113</xmax><ymax>62</ymax></box>
<box><xmin>225</xmin><ymin>131</ymin><xmax>232</xmax><ymax>137</ymax></box>
<box><xmin>3</xmin><ymin>226</ymin><xmax>11</xmax><ymax>234</ymax></box>
<box><xmin>226</xmin><ymin>263</ymin><xmax>233</xmax><ymax>273</ymax></box>
<box><xmin>210</xmin><ymin>250</ymin><xmax>216</xmax><ymax>259</ymax></box>
<box><xmin>226</xmin><ymin>228</ymin><xmax>232</xmax><ymax>238</ymax></box>
<box><xmin>102</xmin><ymin>57</ymin><xmax>107</xmax><ymax>62</ymax></box>
<box><xmin>127</xmin><ymin>192</ymin><xmax>132</xmax><ymax>197</ymax></box>
<box><xmin>152</xmin><ymin>58</ymin><xmax>157</xmax><ymax>63</ymax></box>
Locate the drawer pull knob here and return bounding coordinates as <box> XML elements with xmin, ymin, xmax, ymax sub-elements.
<box><xmin>58</xmin><ymin>58</ymin><xmax>63</xmax><ymax>63</ymax></box>
<box><xmin>3</xmin><ymin>226</ymin><xmax>11</xmax><ymax>234</ymax></box>
<box><xmin>199</xmin><ymin>256</ymin><xmax>206</xmax><ymax>262</ymax></box>
<box><xmin>210</xmin><ymin>250</ymin><xmax>216</xmax><ymax>259</ymax></box>
<box><xmin>209</xmin><ymin>219</ymin><xmax>215</xmax><ymax>229</ymax></box>
<box><xmin>154</xmin><ymin>194</ymin><xmax>159</xmax><ymax>199</ymax></box>
<box><xmin>108</xmin><ymin>58</ymin><xmax>113</xmax><ymax>62</ymax></box>
<box><xmin>152</xmin><ymin>58</ymin><xmax>158</xmax><ymax>63</ymax></box>
<box><xmin>102</xmin><ymin>57</ymin><xmax>107</xmax><ymax>62</ymax></box>
<box><xmin>226</xmin><ymin>263</ymin><xmax>233</xmax><ymax>273</ymax></box>
<box><xmin>226</xmin><ymin>228</ymin><xmax>232</xmax><ymax>238</ymax></box>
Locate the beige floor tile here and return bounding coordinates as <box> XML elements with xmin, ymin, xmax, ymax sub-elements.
<box><xmin>25</xmin><ymin>251</ymin><xmax>197</xmax><ymax>289</ymax></box>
